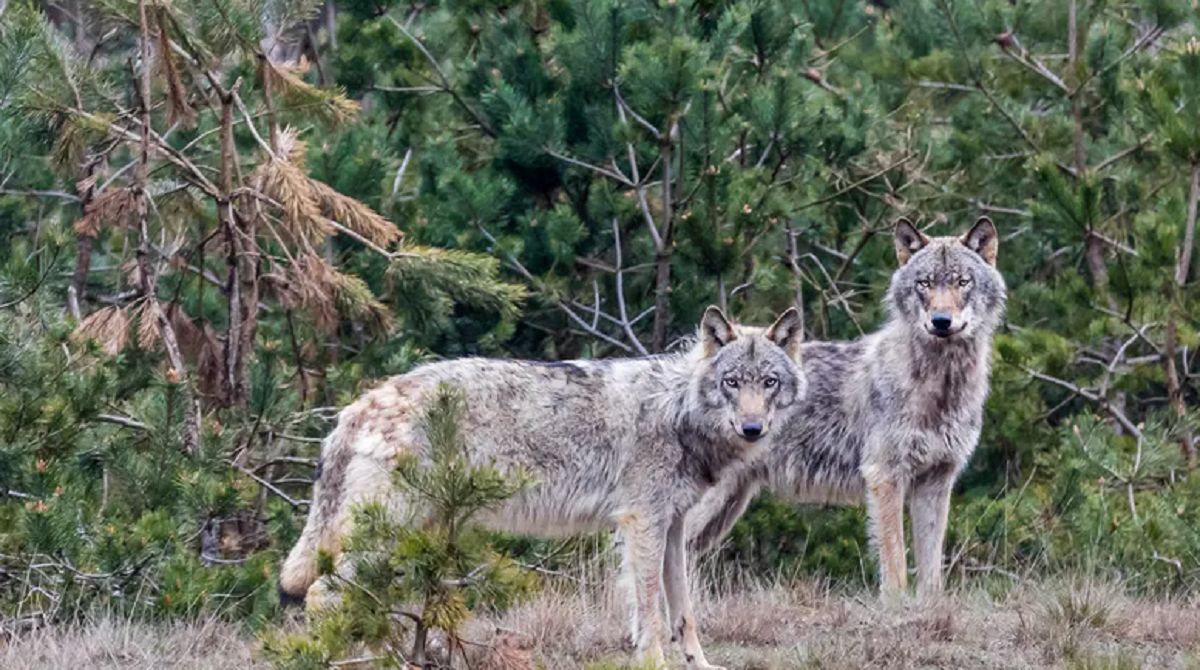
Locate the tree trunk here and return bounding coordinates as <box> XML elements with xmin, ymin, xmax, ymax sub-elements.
<box><xmin>68</xmin><ymin>158</ymin><xmax>101</xmax><ymax>320</ymax></box>
<box><xmin>1066</xmin><ymin>0</ymin><xmax>1115</xmax><ymax>306</ymax></box>
<box><xmin>220</xmin><ymin>94</ymin><xmax>241</xmax><ymax>407</ymax></box>
<box><xmin>651</xmin><ymin>128</ymin><xmax>675</xmax><ymax>353</ymax></box>
<box><xmin>411</xmin><ymin>618</ymin><xmax>428</xmax><ymax>667</ymax></box>
<box><xmin>1084</xmin><ymin>232</ymin><xmax>1113</xmax><ymax>303</ymax></box>
<box><xmin>1177</xmin><ymin>162</ymin><xmax>1200</xmax><ymax>287</ymax></box>
<box><xmin>1166</xmin><ymin>162</ymin><xmax>1200</xmax><ymax>467</ymax></box>
<box><xmin>137</xmin><ymin>0</ymin><xmax>201</xmax><ymax>455</ymax></box>
<box><xmin>652</xmin><ymin>248</ymin><xmax>672</xmax><ymax>352</ymax></box>
<box><xmin>235</xmin><ymin>208</ymin><xmax>259</xmax><ymax>404</ymax></box>
<box><xmin>786</xmin><ymin>222</ymin><xmax>806</xmax><ymax>337</ymax></box>
<box><xmin>217</xmin><ymin>92</ymin><xmax>258</xmax><ymax>407</ymax></box>
<box><xmin>68</xmin><ymin>233</ymin><xmax>93</xmax><ymax>320</ymax></box>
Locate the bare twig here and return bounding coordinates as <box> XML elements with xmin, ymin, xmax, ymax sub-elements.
<box><xmin>0</xmin><ymin>188</ymin><xmax>81</xmax><ymax>201</ymax></box>
<box><xmin>390</xmin><ymin>147</ymin><xmax>414</xmax><ymax>199</ymax></box>
<box><xmin>1094</xmin><ymin>136</ymin><xmax>1151</xmax><ymax>173</ymax></box>
<box><xmin>385</xmin><ymin>15</ymin><xmax>496</xmax><ymax>137</ymax></box>
<box><xmin>475</xmin><ymin>224</ymin><xmax>634</xmax><ymax>353</ymax></box>
<box><xmin>229</xmin><ymin>461</ymin><xmax>308</xmax><ymax>509</ymax></box>
<box><xmin>96</xmin><ymin>413</ymin><xmax>148</xmax><ymax>431</ymax></box>
<box><xmin>613</xmin><ymin>79</ymin><xmax>661</xmax><ymax>140</ymax></box>
<box><xmin>611</xmin><ymin>219</ymin><xmax>649</xmax><ymax>356</ymax></box>
<box><xmin>545</xmin><ymin>148</ymin><xmax>633</xmax><ymax>185</ymax></box>
<box><xmin>1020</xmin><ymin>364</ymin><xmax>1142</xmax><ymax>438</ymax></box>
<box><xmin>795</xmin><ymin>154</ymin><xmax>915</xmax><ymax>212</ymax></box>
<box><xmin>996</xmin><ymin>35</ymin><xmax>1070</xmax><ymax>94</ymax></box>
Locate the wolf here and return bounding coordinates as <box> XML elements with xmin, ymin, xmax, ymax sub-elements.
<box><xmin>279</xmin><ymin>306</ymin><xmax>807</xmax><ymax>669</ymax></box>
<box><xmin>684</xmin><ymin>217</ymin><xmax>1005</xmax><ymax>597</ymax></box>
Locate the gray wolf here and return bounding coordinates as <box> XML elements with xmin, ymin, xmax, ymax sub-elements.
<box><xmin>685</xmin><ymin>217</ymin><xmax>1005</xmax><ymax>597</ymax></box>
<box><xmin>279</xmin><ymin>306</ymin><xmax>806</xmax><ymax>669</ymax></box>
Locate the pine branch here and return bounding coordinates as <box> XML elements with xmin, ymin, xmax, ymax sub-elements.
<box><xmin>385</xmin><ymin>14</ymin><xmax>496</xmax><ymax>138</ymax></box>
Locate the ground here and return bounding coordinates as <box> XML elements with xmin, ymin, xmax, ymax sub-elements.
<box><xmin>5</xmin><ymin>574</ymin><xmax>1200</xmax><ymax>669</ymax></box>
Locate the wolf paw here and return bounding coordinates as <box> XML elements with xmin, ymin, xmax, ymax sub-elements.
<box><xmin>684</xmin><ymin>653</ymin><xmax>725</xmax><ymax>670</ymax></box>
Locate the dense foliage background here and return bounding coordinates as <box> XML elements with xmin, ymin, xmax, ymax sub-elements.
<box><xmin>0</xmin><ymin>0</ymin><xmax>1197</xmax><ymax>640</ymax></box>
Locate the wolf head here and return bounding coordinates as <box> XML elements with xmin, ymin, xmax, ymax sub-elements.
<box><xmin>690</xmin><ymin>306</ymin><xmax>807</xmax><ymax>447</ymax></box>
<box><xmin>888</xmin><ymin>217</ymin><xmax>1007</xmax><ymax>340</ymax></box>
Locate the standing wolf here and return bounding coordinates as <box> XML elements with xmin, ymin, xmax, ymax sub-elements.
<box><xmin>686</xmin><ymin>217</ymin><xmax>1005</xmax><ymax>596</ymax></box>
<box><xmin>279</xmin><ymin>306</ymin><xmax>806</xmax><ymax>669</ymax></box>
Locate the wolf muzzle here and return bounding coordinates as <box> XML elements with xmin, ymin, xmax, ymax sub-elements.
<box><xmin>739</xmin><ymin>421</ymin><xmax>764</xmax><ymax>441</ymax></box>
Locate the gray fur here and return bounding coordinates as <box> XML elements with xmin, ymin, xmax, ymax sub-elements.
<box><xmin>280</xmin><ymin>307</ymin><xmax>806</xmax><ymax>669</ymax></box>
<box><xmin>687</xmin><ymin>218</ymin><xmax>1006</xmax><ymax>597</ymax></box>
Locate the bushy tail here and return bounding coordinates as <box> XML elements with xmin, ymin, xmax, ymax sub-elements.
<box><xmin>279</xmin><ymin>425</ymin><xmax>348</xmax><ymax>605</ymax></box>
<box><xmin>278</xmin><ymin>492</ymin><xmax>324</xmax><ymax>605</ymax></box>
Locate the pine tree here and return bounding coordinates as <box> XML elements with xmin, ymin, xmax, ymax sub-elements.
<box><xmin>0</xmin><ymin>0</ymin><xmax>523</xmax><ymax>623</ymax></box>
<box><xmin>263</xmin><ymin>384</ymin><xmax>532</xmax><ymax>668</ymax></box>
<box><xmin>332</xmin><ymin>0</ymin><xmax>902</xmax><ymax>356</ymax></box>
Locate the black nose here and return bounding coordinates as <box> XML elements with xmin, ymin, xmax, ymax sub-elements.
<box><xmin>740</xmin><ymin>421</ymin><xmax>763</xmax><ymax>440</ymax></box>
<box><xmin>930</xmin><ymin>313</ymin><xmax>953</xmax><ymax>333</ymax></box>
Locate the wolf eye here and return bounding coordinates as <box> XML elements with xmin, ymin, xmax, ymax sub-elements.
<box><xmin>958</xmin><ymin>277</ymin><xmax>972</xmax><ymax>287</ymax></box>
<box><xmin>916</xmin><ymin>279</ymin><xmax>932</xmax><ymax>289</ymax></box>
<box><xmin>763</xmin><ymin>377</ymin><xmax>778</xmax><ymax>388</ymax></box>
<box><xmin>722</xmin><ymin>377</ymin><xmax>739</xmax><ymax>389</ymax></box>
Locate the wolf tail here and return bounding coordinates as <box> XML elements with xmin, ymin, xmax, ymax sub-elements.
<box><xmin>278</xmin><ymin>497</ymin><xmax>322</xmax><ymax>605</ymax></box>
<box><xmin>278</xmin><ymin>423</ymin><xmax>350</xmax><ymax>605</ymax></box>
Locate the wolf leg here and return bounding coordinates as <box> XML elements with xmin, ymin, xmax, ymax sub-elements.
<box><xmin>613</xmin><ymin>529</ymin><xmax>640</xmax><ymax>650</ymax></box>
<box><xmin>664</xmin><ymin>515</ymin><xmax>723</xmax><ymax>670</ymax></box>
<box><xmin>616</xmin><ymin>511</ymin><xmax>669</xmax><ymax>668</ymax></box>
<box><xmin>686</xmin><ymin>473</ymin><xmax>763</xmax><ymax>556</ymax></box>
<box><xmin>865</xmin><ymin>472</ymin><xmax>908</xmax><ymax>595</ymax></box>
<box><xmin>303</xmin><ymin>551</ymin><xmax>355</xmax><ymax>611</ymax></box>
<box><xmin>911</xmin><ymin>464</ymin><xmax>955</xmax><ymax>598</ymax></box>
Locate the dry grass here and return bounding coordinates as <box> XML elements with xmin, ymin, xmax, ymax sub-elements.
<box><xmin>482</xmin><ymin>571</ymin><xmax>1200</xmax><ymax>670</ymax></box>
<box><xmin>7</xmin><ymin>573</ymin><xmax>1200</xmax><ymax>669</ymax></box>
<box><xmin>0</xmin><ymin>613</ymin><xmax>268</xmax><ymax>670</ymax></box>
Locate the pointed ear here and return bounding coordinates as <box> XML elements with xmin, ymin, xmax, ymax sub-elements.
<box><xmin>894</xmin><ymin>218</ymin><xmax>930</xmax><ymax>266</ymax></box>
<box><xmin>699</xmin><ymin>306</ymin><xmax>736</xmax><ymax>357</ymax></box>
<box><xmin>960</xmin><ymin>216</ymin><xmax>998</xmax><ymax>266</ymax></box>
<box><xmin>765</xmin><ymin>307</ymin><xmax>803</xmax><ymax>362</ymax></box>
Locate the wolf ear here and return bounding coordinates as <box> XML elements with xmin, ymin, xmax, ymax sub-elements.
<box><xmin>894</xmin><ymin>218</ymin><xmax>929</xmax><ymax>266</ymax></box>
<box><xmin>960</xmin><ymin>216</ymin><xmax>998</xmax><ymax>266</ymax></box>
<box><xmin>700</xmin><ymin>306</ymin><xmax>736</xmax><ymax>357</ymax></box>
<box><xmin>765</xmin><ymin>308</ymin><xmax>803</xmax><ymax>362</ymax></box>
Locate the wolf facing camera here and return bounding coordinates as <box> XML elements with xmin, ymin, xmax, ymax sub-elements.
<box><xmin>687</xmin><ymin>217</ymin><xmax>1006</xmax><ymax>597</ymax></box>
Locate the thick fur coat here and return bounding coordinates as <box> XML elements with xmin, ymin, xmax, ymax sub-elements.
<box><xmin>280</xmin><ymin>307</ymin><xmax>806</xmax><ymax>669</ymax></box>
<box><xmin>686</xmin><ymin>218</ymin><xmax>1006</xmax><ymax>596</ymax></box>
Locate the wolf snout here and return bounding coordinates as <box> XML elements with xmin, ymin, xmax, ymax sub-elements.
<box><xmin>928</xmin><ymin>312</ymin><xmax>966</xmax><ymax>338</ymax></box>
<box><xmin>930</xmin><ymin>312</ymin><xmax>953</xmax><ymax>334</ymax></box>
<box><xmin>739</xmin><ymin>420</ymin><xmax>764</xmax><ymax>441</ymax></box>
